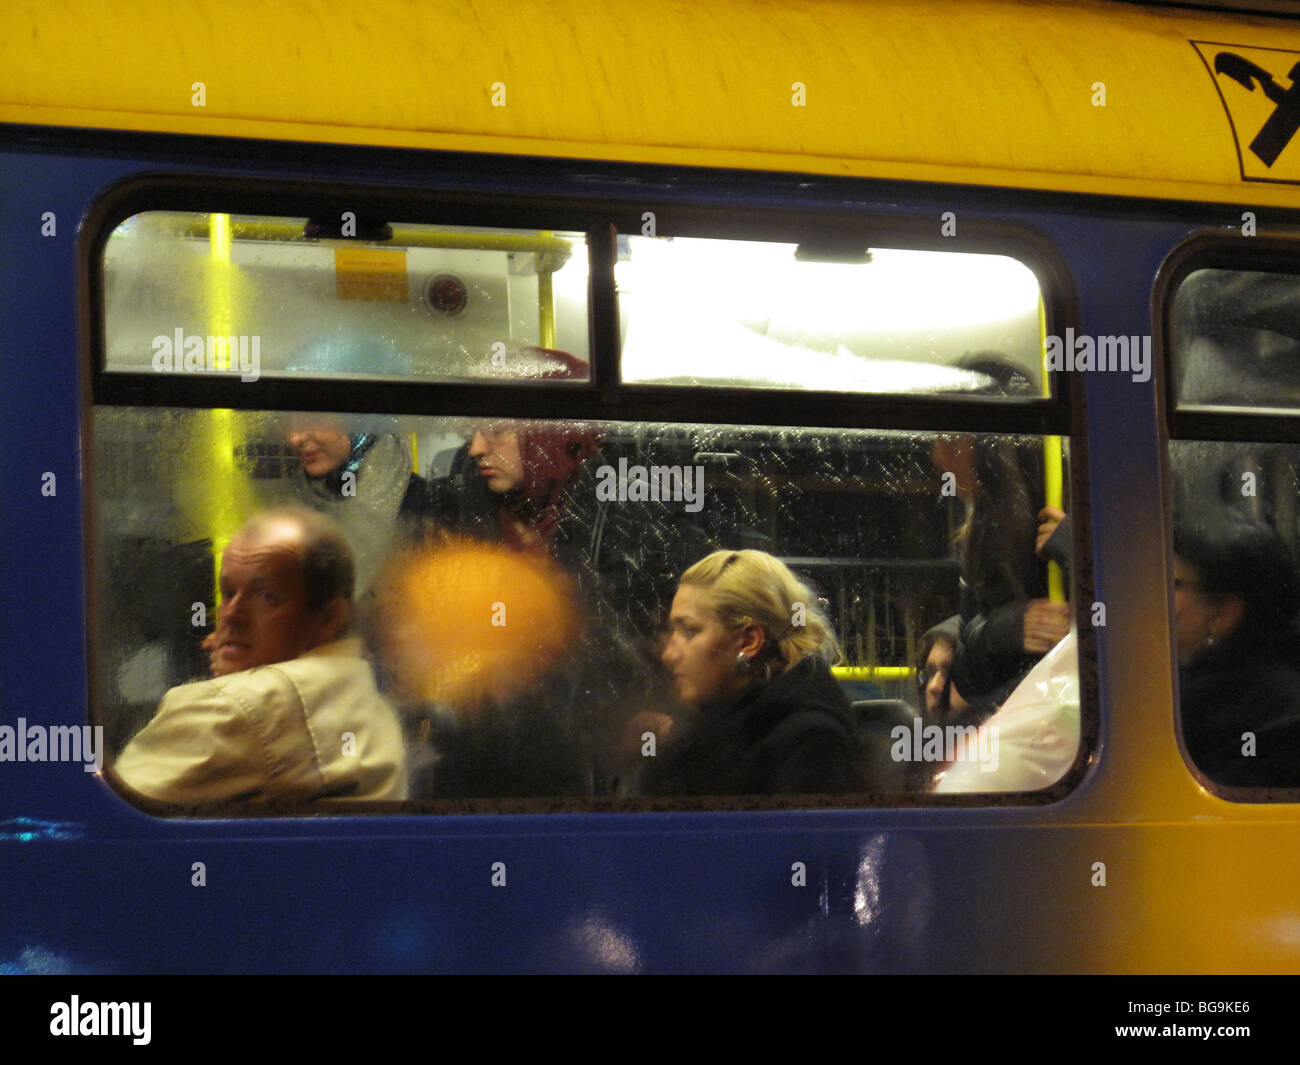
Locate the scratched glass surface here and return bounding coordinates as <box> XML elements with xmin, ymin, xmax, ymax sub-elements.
<box><xmin>1173</xmin><ymin>268</ymin><xmax>1300</xmax><ymax>412</ymax></box>
<box><xmin>92</xmin><ymin>407</ymin><xmax>1078</xmax><ymax>805</ymax></box>
<box><xmin>102</xmin><ymin>212</ymin><xmax>591</xmax><ymax>382</ymax></box>
<box><xmin>1168</xmin><ymin>438</ymin><xmax>1300</xmax><ymax>790</ymax></box>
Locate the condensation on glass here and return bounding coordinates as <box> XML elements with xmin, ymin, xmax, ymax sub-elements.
<box><xmin>1169</xmin><ymin>266</ymin><xmax>1300</xmax><ymax>791</ymax></box>
<box><xmin>617</xmin><ymin>236</ymin><xmax>1047</xmax><ymax>396</ymax></box>
<box><xmin>92</xmin><ymin>405</ymin><xmax>1080</xmax><ymax>810</ymax></box>
<box><xmin>101</xmin><ymin>212</ymin><xmax>592</xmax><ymax>382</ymax></box>
<box><xmin>1168</xmin><ymin>439</ymin><xmax>1300</xmax><ymax>790</ymax></box>
<box><xmin>1172</xmin><ymin>267</ymin><xmax>1300</xmax><ymax>412</ymax></box>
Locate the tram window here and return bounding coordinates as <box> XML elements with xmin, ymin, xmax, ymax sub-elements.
<box><xmin>93</xmin><ymin>406</ymin><xmax>1082</xmax><ymax>812</ymax></box>
<box><xmin>617</xmin><ymin>236</ymin><xmax>1047</xmax><ymax>396</ymax></box>
<box><xmin>101</xmin><ymin>212</ymin><xmax>591</xmax><ymax>382</ymax></box>
<box><xmin>1169</xmin><ymin>266</ymin><xmax>1300</xmax><ymax>792</ymax></box>
<box><xmin>1172</xmin><ymin>268</ymin><xmax>1300</xmax><ymax>412</ymax></box>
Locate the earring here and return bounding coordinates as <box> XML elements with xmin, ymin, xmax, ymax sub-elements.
<box><xmin>735</xmin><ymin>653</ymin><xmax>752</xmax><ymax>675</ymax></box>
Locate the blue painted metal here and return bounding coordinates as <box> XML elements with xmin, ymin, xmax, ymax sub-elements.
<box><xmin>0</xmin><ymin>130</ymin><xmax>1220</xmax><ymax>972</ymax></box>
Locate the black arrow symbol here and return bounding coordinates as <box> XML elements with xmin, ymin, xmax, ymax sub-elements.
<box><xmin>1215</xmin><ymin>52</ymin><xmax>1300</xmax><ymax>167</ymax></box>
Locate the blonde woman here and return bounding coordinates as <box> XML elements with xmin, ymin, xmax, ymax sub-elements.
<box><xmin>642</xmin><ymin>550</ymin><xmax>865</xmax><ymax>796</ymax></box>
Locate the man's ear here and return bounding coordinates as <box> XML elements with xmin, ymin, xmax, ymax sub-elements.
<box><xmin>315</xmin><ymin>598</ymin><xmax>351</xmax><ymax>646</ymax></box>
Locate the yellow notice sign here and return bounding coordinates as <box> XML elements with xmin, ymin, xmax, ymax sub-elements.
<box><xmin>334</xmin><ymin>247</ymin><xmax>409</xmax><ymax>301</ymax></box>
<box><xmin>1194</xmin><ymin>40</ymin><xmax>1300</xmax><ymax>184</ymax></box>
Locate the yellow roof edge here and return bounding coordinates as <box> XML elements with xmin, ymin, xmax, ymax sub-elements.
<box><xmin>7</xmin><ymin>1</ymin><xmax>1300</xmax><ymax>206</ymax></box>
<box><xmin>4</xmin><ymin>102</ymin><xmax>1295</xmax><ymax>211</ymax></box>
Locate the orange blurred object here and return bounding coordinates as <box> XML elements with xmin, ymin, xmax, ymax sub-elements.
<box><xmin>376</xmin><ymin>536</ymin><xmax>581</xmax><ymax>709</ymax></box>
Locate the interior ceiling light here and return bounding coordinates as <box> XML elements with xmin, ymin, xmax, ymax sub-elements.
<box><xmin>794</xmin><ymin>242</ymin><xmax>872</xmax><ymax>265</ymax></box>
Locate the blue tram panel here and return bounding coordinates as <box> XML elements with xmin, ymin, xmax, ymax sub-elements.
<box><xmin>0</xmin><ymin>141</ymin><xmax>1074</xmax><ymax>973</ymax></box>
<box><xmin>0</xmin><ymin>133</ymin><xmax>1243</xmax><ymax>973</ymax></box>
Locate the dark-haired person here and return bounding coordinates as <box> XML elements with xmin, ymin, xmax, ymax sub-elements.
<box><xmin>462</xmin><ymin>419</ymin><xmax>600</xmax><ymax>549</ymax></box>
<box><xmin>1174</xmin><ymin>512</ymin><xmax>1300</xmax><ymax>787</ymax></box>
<box><xmin>114</xmin><ymin>507</ymin><xmax>407</xmax><ymax>804</ymax></box>
<box><xmin>419</xmin><ymin>417</ymin><xmax>712</xmax><ymax>797</ymax></box>
<box><xmin>416</xmin><ymin>350</ymin><xmax>715</xmax><ymax>797</ymax></box>
<box><xmin>433</xmin><ymin>347</ymin><xmax>713</xmax><ymax>636</ymax></box>
<box><xmin>916</xmin><ymin>615</ymin><xmax>977</xmax><ymax>726</ymax></box>
<box><xmin>933</xmin><ymin>434</ymin><xmax>1071</xmax><ymax>711</ymax></box>
<box><xmin>437</xmin><ymin>417</ymin><xmax>708</xmax><ymax>641</ymax></box>
<box><xmin>641</xmin><ymin>550</ymin><xmax>865</xmax><ymax>796</ymax></box>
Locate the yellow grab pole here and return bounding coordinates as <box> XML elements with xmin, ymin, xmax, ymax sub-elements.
<box><xmin>831</xmin><ymin>666</ymin><xmax>915</xmax><ymax>682</ymax></box>
<box><xmin>537</xmin><ymin>230</ymin><xmax>557</xmax><ymax>349</ymax></box>
<box><xmin>174</xmin><ymin>213</ymin><xmax>253</xmax><ymax>601</ymax></box>
<box><xmin>1040</xmin><ymin>296</ymin><xmax>1065</xmax><ymax>603</ymax></box>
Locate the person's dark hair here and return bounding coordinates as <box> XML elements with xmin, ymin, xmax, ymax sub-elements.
<box><xmin>242</xmin><ymin>506</ymin><xmax>355</xmax><ymax>612</ymax></box>
<box><xmin>963</xmin><ymin>437</ymin><xmax>1045</xmax><ymax>606</ymax></box>
<box><xmin>916</xmin><ymin>614</ymin><xmax>961</xmax><ymax>705</ymax></box>
<box><xmin>916</xmin><ymin>615</ymin><xmax>960</xmax><ymax>671</ymax></box>
<box><xmin>1174</xmin><ymin>511</ymin><xmax>1300</xmax><ymax>637</ymax></box>
<box><xmin>942</xmin><ymin>355</ymin><xmax>1049</xmax><ymax>608</ymax></box>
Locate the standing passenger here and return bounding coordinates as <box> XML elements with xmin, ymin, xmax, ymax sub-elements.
<box><xmin>432</xmin><ymin>349</ymin><xmax>710</xmax><ymax>639</ymax></box>
<box><xmin>273</xmin><ymin>335</ymin><xmax>432</xmax><ymax>597</ymax></box>
<box><xmin>281</xmin><ymin>416</ymin><xmax>430</xmax><ymax>595</ymax></box>
<box><xmin>435</xmin><ymin>417</ymin><xmax>707</xmax><ymax>640</ymax></box>
<box><xmin>932</xmin><ymin>434</ymin><xmax>1070</xmax><ymax>709</ymax></box>
<box><xmin>419</xmin><ymin>417</ymin><xmax>707</xmax><ymax>797</ymax></box>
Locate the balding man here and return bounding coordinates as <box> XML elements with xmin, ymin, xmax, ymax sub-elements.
<box><xmin>115</xmin><ymin>507</ymin><xmax>407</xmax><ymax>805</ymax></box>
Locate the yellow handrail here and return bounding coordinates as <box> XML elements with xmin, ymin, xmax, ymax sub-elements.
<box><xmin>175</xmin><ymin>218</ymin><xmax>573</xmax><ymax>263</ymax></box>
<box><xmin>831</xmin><ymin>666</ymin><xmax>914</xmax><ymax>682</ymax></box>
<box><xmin>178</xmin><ymin>213</ymin><xmax>254</xmax><ymax>601</ymax></box>
<box><xmin>1040</xmin><ymin>295</ymin><xmax>1066</xmax><ymax>604</ymax></box>
<box><xmin>176</xmin><ymin>215</ymin><xmax>569</xmax><ymax>358</ymax></box>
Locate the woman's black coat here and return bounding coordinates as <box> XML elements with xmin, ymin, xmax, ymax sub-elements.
<box><xmin>641</xmin><ymin>656</ymin><xmax>866</xmax><ymax>796</ymax></box>
<box><xmin>1180</xmin><ymin>625</ymin><xmax>1300</xmax><ymax>788</ymax></box>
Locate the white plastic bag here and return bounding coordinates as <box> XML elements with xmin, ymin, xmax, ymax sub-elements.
<box><xmin>932</xmin><ymin>627</ymin><xmax>1080</xmax><ymax>793</ymax></box>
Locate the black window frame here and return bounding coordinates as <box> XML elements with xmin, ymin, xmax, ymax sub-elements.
<box><xmin>1159</xmin><ymin>233</ymin><xmax>1300</xmax><ymax>444</ymax></box>
<box><xmin>1157</xmin><ymin>230</ymin><xmax>1300</xmax><ymax>801</ymax></box>
<box><xmin>82</xmin><ymin>169</ymin><xmax>1093</xmax><ymax>813</ymax></box>
<box><xmin>84</xmin><ymin>173</ymin><xmax>1077</xmax><ymax>435</ymax></box>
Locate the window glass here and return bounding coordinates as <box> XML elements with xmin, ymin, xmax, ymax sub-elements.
<box><xmin>102</xmin><ymin>212</ymin><xmax>591</xmax><ymax>382</ymax></box>
<box><xmin>1172</xmin><ymin>267</ymin><xmax>1300</xmax><ymax>412</ymax></box>
<box><xmin>1169</xmin><ymin>439</ymin><xmax>1300</xmax><ymax>789</ymax></box>
<box><xmin>617</xmin><ymin>236</ymin><xmax>1047</xmax><ymax>396</ymax></box>
<box><xmin>94</xmin><ymin>406</ymin><xmax>1079</xmax><ymax>810</ymax></box>
<box><xmin>1169</xmin><ymin>266</ymin><xmax>1300</xmax><ymax>790</ymax></box>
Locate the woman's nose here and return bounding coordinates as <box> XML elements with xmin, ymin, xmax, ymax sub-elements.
<box><xmin>468</xmin><ymin>431</ymin><xmax>487</xmax><ymax>457</ymax></box>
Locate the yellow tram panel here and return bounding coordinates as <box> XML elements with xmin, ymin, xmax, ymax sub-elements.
<box><xmin>6</xmin><ymin>1</ymin><xmax>1300</xmax><ymax>207</ymax></box>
